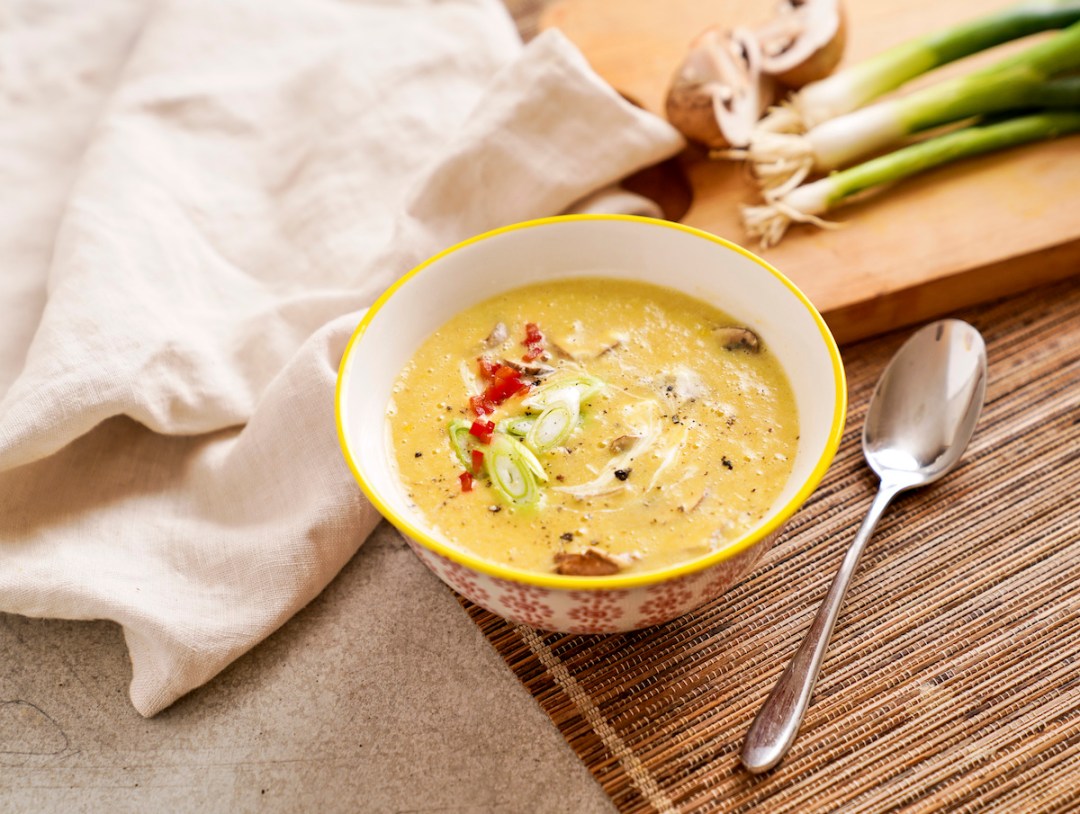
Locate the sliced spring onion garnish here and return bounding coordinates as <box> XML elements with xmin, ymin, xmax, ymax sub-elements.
<box><xmin>447</xmin><ymin>419</ymin><xmax>475</xmax><ymax>468</ymax></box>
<box><xmin>525</xmin><ymin>399</ymin><xmax>580</xmax><ymax>452</ymax></box>
<box><xmin>488</xmin><ymin>434</ymin><xmax>547</xmax><ymax>507</ymax></box>
<box><xmin>524</xmin><ymin>374</ymin><xmax>604</xmax><ymax>410</ymax></box>
<box><xmin>497</xmin><ymin>415</ymin><xmax>537</xmax><ymax>437</ymax></box>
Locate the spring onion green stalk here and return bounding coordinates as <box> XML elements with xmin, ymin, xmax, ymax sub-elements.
<box><xmin>745</xmin><ymin>23</ymin><xmax>1080</xmax><ymax>193</ymax></box>
<box><xmin>755</xmin><ymin>0</ymin><xmax>1080</xmax><ymax>134</ymax></box>
<box><xmin>742</xmin><ymin>111</ymin><xmax>1080</xmax><ymax>247</ymax></box>
<box><xmin>488</xmin><ymin>434</ymin><xmax>547</xmax><ymax>507</ymax></box>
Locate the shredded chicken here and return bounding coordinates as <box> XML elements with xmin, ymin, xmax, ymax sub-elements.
<box><xmin>484</xmin><ymin>322</ymin><xmax>508</xmax><ymax>348</ymax></box>
<box><xmin>501</xmin><ymin>358</ymin><xmax>556</xmax><ymax>378</ymax></box>
<box><xmin>609</xmin><ymin>434</ymin><xmax>640</xmax><ymax>454</ymax></box>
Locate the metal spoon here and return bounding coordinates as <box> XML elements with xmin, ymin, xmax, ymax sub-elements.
<box><xmin>741</xmin><ymin>319</ymin><xmax>988</xmax><ymax>774</ymax></box>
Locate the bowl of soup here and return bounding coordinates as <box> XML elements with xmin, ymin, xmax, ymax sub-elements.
<box><xmin>336</xmin><ymin>215</ymin><xmax>846</xmax><ymax>633</ymax></box>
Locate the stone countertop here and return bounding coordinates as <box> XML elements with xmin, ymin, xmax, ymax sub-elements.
<box><xmin>0</xmin><ymin>522</ymin><xmax>613</xmax><ymax>813</ymax></box>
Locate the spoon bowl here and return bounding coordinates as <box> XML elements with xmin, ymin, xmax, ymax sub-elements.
<box><xmin>864</xmin><ymin>320</ymin><xmax>987</xmax><ymax>487</ymax></box>
<box><xmin>741</xmin><ymin>319</ymin><xmax>987</xmax><ymax>774</ymax></box>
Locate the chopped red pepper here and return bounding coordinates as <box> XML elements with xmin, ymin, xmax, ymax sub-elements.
<box><xmin>477</xmin><ymin>356</ymin><xmax>500</xmax><ymax>380</ymax></box>
<box><xmin>471</xmin><ymin>449</ymin><xmax>485</xmax><ymax>473</ymax></box>
<box><xmin>469</xmin><ymin>420</ymin><xmax>496</xmax><ymax>444</ymax></box>
<box><xmin>459</xmin><ymin>471</ymin><xmax>473</xmax><ymax>492</ymax></box>
<box><xmin>469</xmin><ymin>394</ymin><xmax>494</xmax><ymax>416</ymax></box>
<box><xmin>492</xmin><ymin>364</ymin><xmax>518</xmax><ymax>383</ymax></box>
<box><xmin>522</xmin><ymin>322</ymin><xmax>545</xmax><ymax>362</ymax></box>
<box><xmin>470</xmin><ymin>357</ymin><xmax>529</xmax><ymax>415</ymax></box>
<box><xmin>485</xmin><ymin>374</ymin><xmax>528</xmax><ymax>404</ymax></box>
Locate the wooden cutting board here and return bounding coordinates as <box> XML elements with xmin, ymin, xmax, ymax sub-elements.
<box><xmin>540</xmin><ymin>0</ymin><xmax>1080</xmax><ymax>344</ymax></box>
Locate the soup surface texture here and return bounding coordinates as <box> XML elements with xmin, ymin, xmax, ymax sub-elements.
<box><xmin>387</xmin><ymin>278</ymin><xmax>798</xmax><ymax>576</ymax></box>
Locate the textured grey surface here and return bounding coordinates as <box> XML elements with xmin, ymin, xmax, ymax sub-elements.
<box><xmin>0</xmin><ymin>523</ymin><xmax>613</xmax><ymax>813</ymax></box>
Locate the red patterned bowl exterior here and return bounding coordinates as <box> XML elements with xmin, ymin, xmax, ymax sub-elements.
<box><xmin>404</xmin><ymin>528</ymin><xmax>780</xmax><ymax>633</ymax></box>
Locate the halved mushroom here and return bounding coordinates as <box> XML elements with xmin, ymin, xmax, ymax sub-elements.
<box><xmin>501</xmin><ymin>358</ymin><xmax>556</xmax><ymax>379</ymax></box>
<box><xmin>609</xmin><ymin>434</ymin><xmax>640</xmax><ymax>454</ymax></box>
<box><xmin>554</xmin><ymin>547</ymin><xmax>625</xmax><ymax>577</ymax></box>
<box><xmin>755</xmin><ymin>0</ymin><xmax>846</xmax><ymax>89</ymax></box>
<box><xmin>714</xmin><ymin>326</ymin><xmax>760</xmax><ymax>352</ymax></box>
<box><xmin>665</xmin><ymin>27</ymin><xmax>776</xmax><ymax>149</ymax></box>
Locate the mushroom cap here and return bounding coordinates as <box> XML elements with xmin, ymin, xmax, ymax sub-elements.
<box><xmin>664</xmin><ymin>26</ymin><xmax>775</xmax><ymax>149</ymax></box>
<box><xmin>758</xmin><ymin>0</ymin><xmax>846</xmax><ymax>89</ymax></box>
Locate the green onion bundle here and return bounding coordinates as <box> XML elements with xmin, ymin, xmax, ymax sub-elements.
<box><xmin>742</xmin><ymin>111</ymin><xmax>1080</xmax><ymax>247</ymax></box>
<box><xmin>745</xmin><ymin>21</ymin><xmax>1080</xmax><ymax>193</ymax></box>
<box><xmin>757</xmin><ymin>0</ymin><xmax>1080</xmax><ymax>134</ymax></box>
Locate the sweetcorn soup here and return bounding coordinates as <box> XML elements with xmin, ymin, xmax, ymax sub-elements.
<box><xmin>387</xmin><ymin>278</ymin><xmax>798</xmax><ymax>576</ymax></box>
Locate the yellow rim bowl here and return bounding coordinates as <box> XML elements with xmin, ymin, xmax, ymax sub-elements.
<box><xmin>336</xmin><ymin>215</ymin><xmax>847</xmax><ymax>591</ymax></box>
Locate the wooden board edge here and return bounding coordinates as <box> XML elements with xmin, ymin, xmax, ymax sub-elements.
<box><xmin>825</xmin><ymin>239</ymin><xmax>1080</xmax><ymax>345</ymax></box>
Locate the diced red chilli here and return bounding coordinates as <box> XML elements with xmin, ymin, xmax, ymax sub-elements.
<box><xmin>469</xmin><ymin>394</ymin><xmax>493</xmax><ymax>416</ymax></box>
<box><xmin>469</xmin><ymin>420</ymin><xmax>496</xmax><ymax>444</ymax></box>
<box><xmin>469</xmin><ymin>359</ymin><xmax>529</xmax><ymax>416</ymax></box>
<box><xmin>477</xmin><ymin>356</ymin><xmax>500</xmax><ymax>380</ymax></box>
<box><xmin>471</xmin><ymin>449</ymin><xmax>485</xmax><ymax>473</ymax></box>
<box><xmin>486</xmin><ymin>375</ymin><xmax>527</xmax><ymax>404</ymax></box>
<box><xmin>459</xmin><ymin>471</ymin><xmax>473</xmax><ymax>492</ymax></box>
<box><xmin>522</xmin><ymin>322</ymin><xmax>545</xmax><ymax>362</ymax></box>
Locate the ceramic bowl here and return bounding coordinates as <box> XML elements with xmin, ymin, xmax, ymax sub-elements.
<box><xmin>336</xmin><ymin>215</ymin><xmax>846</xmax><ymax>633</ymax></box>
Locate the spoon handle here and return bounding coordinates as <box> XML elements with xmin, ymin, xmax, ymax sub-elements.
<box><xmin>741</xmin><ymin>483</ymin><xmax>902</xmax><ymax>774</ymax></box>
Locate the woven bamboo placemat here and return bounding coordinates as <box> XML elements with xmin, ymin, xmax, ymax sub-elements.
<box><xmin>459</xmin><ymin>277</ymin><xmax>1080</xmax><ymax>813</ymax></box>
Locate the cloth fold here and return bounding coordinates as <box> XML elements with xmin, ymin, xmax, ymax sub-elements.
<box><xmin>0</xmin><ymin>0</ymin><xmax>682</xmax><ymax>716</ymax></box>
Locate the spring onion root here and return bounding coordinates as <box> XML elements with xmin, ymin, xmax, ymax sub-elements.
<box><xmin>742</xmin><ymin>111</ymin><xmax>1080</xmax><ymax>247</ymax></box>
<box><xmin>755</xmin><ymin>0</ymin><xmax>1080</xmax><ymax>134</ymax></box>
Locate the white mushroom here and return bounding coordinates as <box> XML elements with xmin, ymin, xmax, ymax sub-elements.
<box><xmin>665</xmin><ymin>27</ymin><xmax>776</xmax><ymax>149</ymax></box>
<box><xmin>714</xmin><ymin>326</ymin><xmax>761</xmax><ymax>352</ymax></box>
<box><xmin>554</xmin><ymin>547</ymin><xmax>627</xmax><ymax>577</ymax></box>
<box><xmin>756</xmin><ymin>0</ymin><xmax>846</xmax><ymax>89</ymax></box>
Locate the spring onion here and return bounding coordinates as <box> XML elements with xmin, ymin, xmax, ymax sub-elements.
<box><xmin>745</xmin><ymin>23</ymin><xmax>1080</xmax><ymax>193</ymax></box>
<box><xmin>447</xmin><ymin>419</ymin><xmax>476</xmax><ymax>468</ymax></box>
<box><xmin>742</xmin><ymin>111</ymin><xmax>1080</xmax><ymax>247</ymax></box>
<box><xmin>526</xmin><ymin>397</ymin><xmax>580</xmax><ymax>453</ymax></box>
<box><xmin>524</xmin><ymin>374</ymin><xmax>604</xmax><ymax>410</ymax></box>
<box><xmin>497</xmin><ymin>415</ymin><xmax>537</xmax><ymax>437</ymax></box>
<box><xmin>754</xmin><ymin>0</ymin><xmax>1080</xmax><ymax>134</ymax></box>
<box><xmin>488</xmin><ymin>434</ymin><xmax>547</xmax><ymax>508</ymax></box>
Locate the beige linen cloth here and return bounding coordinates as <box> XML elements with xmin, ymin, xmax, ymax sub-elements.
<box><xmin>0</xmin><ymin>0</ymin><xmax>682</xmax><ymax>715</ymax></box>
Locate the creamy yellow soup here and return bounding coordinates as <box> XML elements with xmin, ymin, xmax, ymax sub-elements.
<box><xmin>387</xmin><ymin>278</ymin><xmax>798</xmax><ymax>576</ymax></box>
